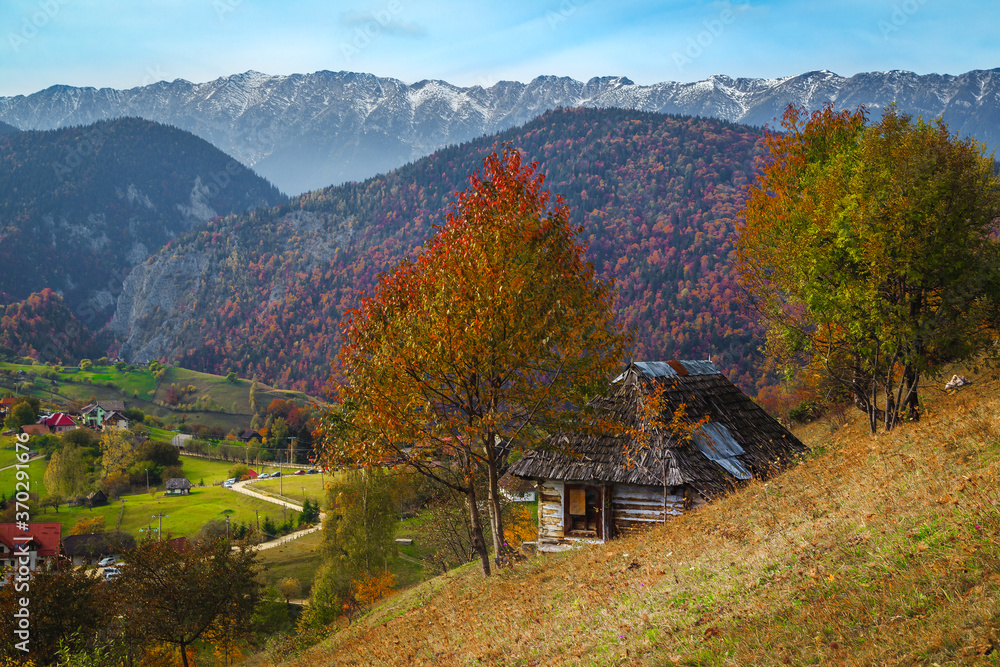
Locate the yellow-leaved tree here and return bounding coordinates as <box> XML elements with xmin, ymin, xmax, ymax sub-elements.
<box><xmin>737</xmin><ymin>105</ymin><xmax>1000</xmax><ymax>432</ymax></box>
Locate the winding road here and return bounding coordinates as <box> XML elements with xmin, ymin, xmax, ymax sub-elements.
<box><xmin>228</xmin><ymin>479</ymin><xmax>324</xmax><ymax>551</ymax></box>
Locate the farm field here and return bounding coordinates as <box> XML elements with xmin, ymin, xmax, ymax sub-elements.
<box><xmin>25</xmin><ymin>484</ymin><xmax>286</xmax><ymax>540</ymax></box>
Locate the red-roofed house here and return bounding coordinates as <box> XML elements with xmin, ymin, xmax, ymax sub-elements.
<box><xmin>38</xmin><ymin>413</ymin><xmax>78</xmax><ymax>435</ymax></box>
<box><xmin>0</xmin><ymin>397</ymin><xmax>16</xmax><ymax>416</ymax></box>
<box><xmin>0</xmin><ymin>523</ymin><xmax>62</xmax><ymax>572</ymax></box>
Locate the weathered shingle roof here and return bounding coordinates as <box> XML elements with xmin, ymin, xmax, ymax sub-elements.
<box><xmin>509</xmin><ymin>361</ymin><xmax>805</xmax><ymax>498</ymax></box>
<box><xmin>165</xmin><ymin>478</ymin><xmax>192</xmax><ymax>490</ymax></box>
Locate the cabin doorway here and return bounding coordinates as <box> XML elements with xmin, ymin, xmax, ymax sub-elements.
<box><xmin>564</xmin><ymin>484</ymin><xmax>603</xmax><ymax>539</ymax></box>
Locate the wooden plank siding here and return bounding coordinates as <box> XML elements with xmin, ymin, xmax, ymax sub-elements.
<box><xmin>537</xmin><ymin>480</ymin><xmax>710</xmax><ymax>545</ymax></box>
<box><xmin>538</xmin><ymin>480</ymin><xmax>565</xmax><ymax>540</ymax></box>
<box><xmin>611</xmin><ymin>484</ymin><xmax>686</xmax><ymax>535</ymax></box>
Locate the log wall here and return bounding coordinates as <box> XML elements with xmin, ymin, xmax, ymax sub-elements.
<box><xmin>538</xmin><ymin>480</ymin><xmax>565</xmax><ymax>540</ymax></box>
<box><xmin>611</xmin><ymin>484</ymin><xmax>686</xmax><ymax>536</ymax></box>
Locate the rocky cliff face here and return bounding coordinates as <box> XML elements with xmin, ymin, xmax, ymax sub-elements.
<box><xmin>3</xmin><ymin>68</ymin><xmax>998</xmax><ymax>195</ymax></box>
<box><xmin>110</xmin><ymin>249</ymin><xmax>212</xmax><ymax>363</ymax></box>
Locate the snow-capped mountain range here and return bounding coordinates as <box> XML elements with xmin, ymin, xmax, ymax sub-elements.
<box><xmin>2</xmin><ymin>67</ymin><xmax>998</xmax><ymax>195</ymax></box>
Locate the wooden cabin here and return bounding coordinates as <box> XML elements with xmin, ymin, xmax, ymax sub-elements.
<box><xmin>509</xmin><ymin>360</ymin><xmax>805</xmax><ymax>552</ymax></box>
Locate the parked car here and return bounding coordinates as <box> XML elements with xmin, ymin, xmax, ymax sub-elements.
<box><xmin>294</xmin><ymin>470</ymin><xmax>306</xmax><ymax>475</ymax></box>
<box><xmin>271</xmin><ymin>472</ymin><xmax>281</xmax><ymax>478</ymax></box>
<box><xmin>259</xmin><ymin>473</ymin><xmax>270</xmax><ymax>480</ymax></box>
<box><xmin>103</xmin><ymin>567</ymin><xmax>121</xmax><ymax>581</ymax></box>
<box><xmin>223</xmin><ymin>480</ymin><xmax>234</xmax><ymax>488</ymax></box>
<box><xmin>97</xmin><ymin>556</ymin><xmax>116</xmax><ymax>567</ymax></box>
<box><xmin>306</xmin><ymin>469</ymin><xmax>320</xmax><ymax>475</ymax></box>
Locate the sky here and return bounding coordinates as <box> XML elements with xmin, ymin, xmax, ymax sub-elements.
<box><xmin>0</xmin><ymin>0</ymin><xmax>998</xmax><ymax>97</ymax></box>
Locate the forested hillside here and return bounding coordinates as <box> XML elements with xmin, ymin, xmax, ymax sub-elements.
<box><xmin>0</xmin><ymin>117</ymin><xmax>285</xmax><ymax>331</ymax></box>
<box><xmin>0</xmin><ymin>289</ymin><xmax>99</xmax><ymax>362</ymax></box>
<box><xmin>112</xmin><ymin>108</ymin><xmax>766</xmax><ymax>393</ymax></box>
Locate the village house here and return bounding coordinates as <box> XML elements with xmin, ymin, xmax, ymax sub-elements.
<box><xmin>239</xmin><ymin>428</ymin><xmax>262</xmax><ymax>444</ymax></box>
<box><xmin>38</xmin><ymin>412</ymin><xmax>78</xmax><ymax>434</ymax></box>
<box><xmin>86</xmin><ymin>490</ymin><xmax>108</xmax><ymax>507</ymax></box>
<box><xmin>80</xmin><ymin>400</ymin><xmax>126</xmax><ymax>429</ymax></box>
<box><xmin>0</xmin><ymin>397</ymin><xmax>16</xmax><ymax>418</ymax></box>
<box><xmin>0</xmin><ymin>523</ymin><xmax>62</xmax><ymax>573</ymax></box>
<box><xmin>101</xmin><ymin>410</ymin><xmax>130</xmax><ymax>431</ymax></box>
<box><xmin>509</xmin><ymin>360</ymin><xmax>805</xmax><ymax>552</ymax></box>
<box><xmin>165</xmin><ymin>478</ymin><xmax>192</xmax><ymax>496</ymax></box>
<box><xmin>20</xmin><ymin>424</ymin><xmax>50</xmax><ymax>436</ymax></box>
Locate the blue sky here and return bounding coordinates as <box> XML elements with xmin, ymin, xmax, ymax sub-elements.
<box><xmin>1</xmin><ymin>0</ymin><xmax>997</xmax><ymax>96</ymax></box>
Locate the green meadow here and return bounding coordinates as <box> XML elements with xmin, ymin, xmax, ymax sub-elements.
<box><xmin>28</xmin><ymin>484</ymin><xmax>290</xmax><ymax>539</ymax></box>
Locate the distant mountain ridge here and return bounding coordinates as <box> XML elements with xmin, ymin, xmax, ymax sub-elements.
<box><xmin>1</xmin><ymin>67</ymin><xmax>998</xmax><ymax>194</ymax></box>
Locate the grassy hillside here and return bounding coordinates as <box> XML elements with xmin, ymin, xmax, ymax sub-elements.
<box><xmin>246</xmin><ymin>473</ymin><xmax>329</xmax><ymax>507</ymax></box>
<box><xmin>0</xmin><ymin>360</ymin><xmax>316</xmax><ymax>433</ymax></box>
<box><xmin>272</xmin><ymin>369</ymin><xmax>1000</xmax><ymax>666</ymax></box>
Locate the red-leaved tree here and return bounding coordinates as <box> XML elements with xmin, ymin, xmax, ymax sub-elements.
<box><xmin>321</xmin><ymin>145</ymin><xmax>629</xmax><ymax>576</ymax></box>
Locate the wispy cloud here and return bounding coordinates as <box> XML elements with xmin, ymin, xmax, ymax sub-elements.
<box><xmin>340</xmin><ymin>9</ymin><xmax>426</xmax><ymax>37</ymax></box>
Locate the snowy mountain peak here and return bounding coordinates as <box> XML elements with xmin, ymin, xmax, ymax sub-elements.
<box><xmin>2</xmin><ymin>67</ymin><xmax>998</xmax><ymax>195</ymax></box>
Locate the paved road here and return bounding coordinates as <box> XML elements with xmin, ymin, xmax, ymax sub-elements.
<box><xmin>0</xmin><ymin>454</ymin><xmax>41</xmax><ymax>472</ymax></box>
<box><xmin>228</xmin><ymin>480</ymin><xmax>324</xmax><ymax>551</ymax></box>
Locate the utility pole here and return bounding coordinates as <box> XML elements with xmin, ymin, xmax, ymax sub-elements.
<box><xmin>152</xmin><ymin>513</ymin><xmax>167</xmax><ymax>541</ymax></box>
<box><xmin>145</xmin><ymin>468</ymin><xmax>149</xmax><ymax>495</ymax></box>
<box><xmin>226</xmin><ymin>515</ymin><xmax>230</xmax><ymax>540</ymax></box>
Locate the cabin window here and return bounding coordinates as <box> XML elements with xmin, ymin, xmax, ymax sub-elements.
<box><xmin>564</xmin><ymin>484</ymin><xmax>603</xmax><ymax>539</ymax></box>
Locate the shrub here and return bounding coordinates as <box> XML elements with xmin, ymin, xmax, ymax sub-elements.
<box><xmin>789</xmin><ymin>399</ymin><xmax>824</xmax><ymax>423</ymax></box>
<box><xmin>228</xmin><ymin>463</ymin><xmax>250</xmax><ymax>481</ymax></box>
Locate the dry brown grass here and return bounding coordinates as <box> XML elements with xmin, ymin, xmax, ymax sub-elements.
<box><xmin>268</xmin><ymin>369</ymin><xmax>1000</xmax><ymax>667</ymax></box>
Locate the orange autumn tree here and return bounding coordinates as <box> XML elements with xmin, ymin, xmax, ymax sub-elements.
<box><xmin>322</xmin><ymin>145</ymin><xmax>629</xmax><ymax>576</ymax></box>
